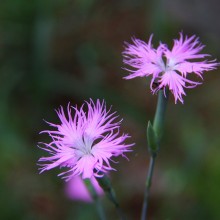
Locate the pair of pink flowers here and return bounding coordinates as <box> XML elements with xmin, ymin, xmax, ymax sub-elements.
<box><xmin>38</xmin><ymin>33</ymin><xmax>218</xmax><ymax>186</ymax></box>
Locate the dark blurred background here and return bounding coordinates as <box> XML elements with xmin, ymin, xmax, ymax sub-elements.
<box><xmin>0</xmin><ymin>0</ymin><xmax>220</xmax><ymax>219</ymax></box>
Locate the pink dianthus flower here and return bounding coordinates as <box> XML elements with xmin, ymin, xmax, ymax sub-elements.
<box><xmin>38</xmin><ymin>99</ymin><xmax>133</xmax><ymax>181</ymax></box>
<box><xmin>123</xmin><ymin>33</ymin><xmax>218</xmax><ymax>103</ymax></box>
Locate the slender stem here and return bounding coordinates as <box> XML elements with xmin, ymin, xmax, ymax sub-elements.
<box><xmin>96</xmin><ymin>175</ymin><xmax>126</xmax><ymax>220</ymax></box>
<box><xmin>108</xmin><ymin>193</ymin><xmax>125</xmax><ymax>220</ymax></box>
<box><xmin>141</xmin><ymin>155</ymin><xmax>156</xmax><ymax>220</ymax></box>
<box><xmin>141</xmin><ymin>89</ymin><xmax>169</xmax><ymax>220</ymax></box>
<box><xmin>84</xmin><ymin>179</ymin><xmax>106</xmax><ymax>220</ymax></box>
<box><xmin>114</xmin><ymin>202</ymin><xmax>126</xmax><ymax>220</ymax></box>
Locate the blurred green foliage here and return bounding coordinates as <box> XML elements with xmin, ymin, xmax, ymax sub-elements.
<box><xmin>0</xmin><ymin>0</ymin><xmax>220</xmax><ymax>219</ymax></box>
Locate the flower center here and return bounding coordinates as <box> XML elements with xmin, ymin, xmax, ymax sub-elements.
<box><xmin>158</xmin><ymin>56</ymin><xmax>167</xmax><ymax>72</ymax></box>
<box><xmin>82</xmin><ymin>135</ymin><xmax>93</xmax><ymax>155</ymax></box>
<box><xmin>74</xmin><ymin>134</ymin><xmax>94</xmax><ymax>158</ymax></box>
<box><xmin>165</xmin><ymin>58</ymin><xmax>177</xmax><ymax>71</ymax></box>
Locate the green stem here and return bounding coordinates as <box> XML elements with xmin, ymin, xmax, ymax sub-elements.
<box><xmin>84</xmin><ymin>179</ymin><xmax>106</xmax><ymax>220</ymax></box>
<box><xmin>141</xmin><ymin>89</ymin><xmax>169</xmax><ymax>220</ymax></box>
<box><xmin>96</xmin><ymin>175</ymin><xmax>126</xmax><ymax>220</ymax></box>
<box><xmin>141</xmin><ymin>155</ymin><xmax>156</xmax><ymax>220</ymax></box>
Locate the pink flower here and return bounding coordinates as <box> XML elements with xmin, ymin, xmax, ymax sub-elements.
<box><xmin>65</xmin><ymin>176</ymin><xmax>103</xmax><ymax>202</ymax></box>
<box><xmin>38</xmin><ymin>99</ymin><xmax>133</xmax><ymax>181</ymax></box>
<box><xmin>123</xmin><ymin>33</ymin><xmax>218</xmax><ymax>103</ymax></box>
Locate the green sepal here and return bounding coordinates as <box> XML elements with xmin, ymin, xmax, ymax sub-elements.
<box><xmin>147</xmin><ymin>121</ymin><xmax>159</xmax><ymax>156</ymax></box>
